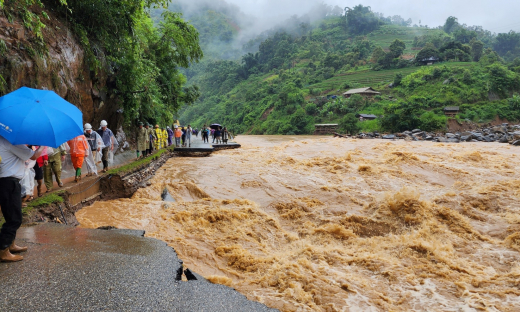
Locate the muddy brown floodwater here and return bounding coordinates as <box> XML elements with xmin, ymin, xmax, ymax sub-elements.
<box><xmin>77</xmin><ymin>136</ymin><xmax>520</xmax><ymax>311</ymax></box>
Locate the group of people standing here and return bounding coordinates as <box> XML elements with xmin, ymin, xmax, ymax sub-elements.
<box><xmin>136</xmin><ymin>123</ymin><xmax>197</xmax><ymax>158</ymax></box>
<box><xmin>136</xmin><ymin>123</ymin><xmax>174</xmax><ymax>159</ymax></box>
<box><xmin>201</xmin><ymin>125</ymin><xmax>231</xmax><ymax>144</ymax></box>
<box><xmin>135</xmin><ymin>122</ymin><xmax>234</xmax><ymax>157</ymax></box>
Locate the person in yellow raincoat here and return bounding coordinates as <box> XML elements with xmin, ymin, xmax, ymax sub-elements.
<box><xmin>161</xmin><ymin>127</ymin><xmax>168</xmax><ymax>148</ymax></box>
<box><xmin>154</xmin><ymin>125</ymin><xmax>163</xmax><ymax>149</ymax></box>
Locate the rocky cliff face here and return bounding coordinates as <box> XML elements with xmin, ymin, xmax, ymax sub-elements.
<box><xmin>0</xmin><ymin>7</ymin><xmax>122</xmax><ymax>130</ymax></box>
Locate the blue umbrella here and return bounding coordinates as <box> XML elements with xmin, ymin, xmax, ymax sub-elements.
<box><xmin>0</xmin><ymin>87</ymin><xmax>83</xmax><ymax>148</ymax></box>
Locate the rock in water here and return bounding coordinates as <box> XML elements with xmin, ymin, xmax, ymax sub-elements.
<box><xmin>161</xmin><ymin>188</ymin><xmax>176</xmax><ymax>202</ymax></box>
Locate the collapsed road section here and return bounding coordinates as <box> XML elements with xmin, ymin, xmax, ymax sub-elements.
<box><xmin>2</xmin><ymin>142</ymin><xmax>266</xmax><ymax>311</ymax></box>
<box><xmin>0</xmin><ymin>223</ymin><xmax>275</xmax><ymax>311</ymax></box>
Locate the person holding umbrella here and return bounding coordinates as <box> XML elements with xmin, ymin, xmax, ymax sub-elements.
<box><xmin>97</xmin><ymin>120</ymin><xmax>114</xmax><ymax>173</ymax></box>
<box><xmin>0</xmin><ymin>137</ymin><xmax>45</xmax><ymax>261</ymax></box>
<box><xmin>214</xmin><ymin>126</ymin><xmax>222</xmax><ymax>144</ymax></box>
<box><xmin>0</xmin><ymin>87</ymin><xmax>85</xmax><ymax>262</ymax></box>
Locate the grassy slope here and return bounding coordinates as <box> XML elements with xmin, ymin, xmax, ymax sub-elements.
<box><xmin>307</xmin><ymin>62</ymin><xmax>472</xmax><ymax>92</ymax></box>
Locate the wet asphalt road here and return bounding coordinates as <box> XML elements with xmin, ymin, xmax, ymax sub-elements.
<box><xmin>0</xmin><ymin>224</ymin><xmax>277</xmax><ymax>312</ymax></box>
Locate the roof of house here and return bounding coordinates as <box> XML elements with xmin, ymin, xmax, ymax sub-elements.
<box><xmin>358</xmin><ymin>114</ymin><xmax>377</xmax><ymax>119</ymax></box>
<box><xmin>443</xmin><ymin>106</ymin><xmax>460</xmax><ymax>111</ymax></box>
<box><xmin>343</xmin><ymin>87</ymin><xmax>380</xmax><ymax>95</ymax></box>
<box><xmin>419</xmin><ymin>56</ymin><xmax>440</xmax><ymax>62</ymax></box>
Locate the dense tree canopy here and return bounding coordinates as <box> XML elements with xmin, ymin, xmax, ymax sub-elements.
<box><xmin>345</xmin><ymin>5</ymin><xmax>382</xmax><ymax>35</ymax></box>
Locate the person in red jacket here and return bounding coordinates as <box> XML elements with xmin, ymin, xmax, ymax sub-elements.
<box><xmin>35</xmin><ymin>150</ymin><xmax>48</xmax><ymax>197</ymax></box>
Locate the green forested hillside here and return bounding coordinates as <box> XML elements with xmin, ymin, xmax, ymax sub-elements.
<box><xmin>178</xmin><ymin>4</ymin><xmax>520</xmax><ymax>134</ymax></box>
<box><xmin>1</xmin><ymin>0</ymin><xmax>202</xmax><ymax>126</ymax></box>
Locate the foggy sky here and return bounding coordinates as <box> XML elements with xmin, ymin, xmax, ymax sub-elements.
<box><xmin>224</xmin><ymin>0</ymin><xmax>520</xmax><ymax>33</ymax></box>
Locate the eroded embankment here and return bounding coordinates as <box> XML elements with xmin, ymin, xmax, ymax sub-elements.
<box><xmin>77</xmin><ymin>136</ymin><xmax>520</xmax><ymax>312</ymax></box>
<box><xmin>21</xmin><ymin>149</ymin><xmax>174</xmax><ymax>225</ymax></box>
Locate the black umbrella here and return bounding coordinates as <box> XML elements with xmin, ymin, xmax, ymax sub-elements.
<box><xmin>210</xmin><ymin>124</ymin><xmax>221</xmax><ymax>130</ymax></box>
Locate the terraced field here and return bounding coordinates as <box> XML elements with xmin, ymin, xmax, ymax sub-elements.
<box><xmin>308</xmin><ymin>62</ymin><xmax>473</xmax><ymax>92</ymax></box>
<box><xmin>368</xmin><ymin>25</ymin><xmax>445</xmax><ymax>55</ymax></box>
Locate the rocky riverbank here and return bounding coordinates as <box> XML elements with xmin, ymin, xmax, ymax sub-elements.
<box><xmin>348</xmin><ymin>123</ymin><xmax>520</xmax><ymax>145</ymax></box>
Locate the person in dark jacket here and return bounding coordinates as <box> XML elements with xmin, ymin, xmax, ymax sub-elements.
<box><xmin>181</xmin><ymin>127</ymin><xmax>186</xmax><ymax>147</ymax></box>
<box><xmin>0</xmin><ymin>135</ymin><xmax>44</xmax><ymax>262</ymax></box>
<box><xmin>96</xmin><ymin>120</ymin><xmax>114</xmax><ymax>172</ymax></box>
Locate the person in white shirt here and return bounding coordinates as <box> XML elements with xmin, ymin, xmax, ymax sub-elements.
<box><xmin>0</xmin><ymin>135</ymin><xmax>44</xmax><ymax>262</ymax></box>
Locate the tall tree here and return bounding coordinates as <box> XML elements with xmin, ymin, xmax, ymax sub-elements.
<box><xmin>443</xmin><ymin>16</ymin><xmax>459</xmax><ymax>34</ymax></box>
<box><xmin>345</xmin><ymin>5</ymin><xmax>382</xmax><ymax>35</ymax></box>
<box><xmin>370</xmin><ymin>46</ymin><xmax>385</xmax><ymax>63</ymax></box>
<box><xmin>470</xmin><ymin>39</ymin><xmax>484</xmax><ymax>62</ymax></box>
<box><xmin>389</xmin><ymin>39</ymin><xmax>406</xmax><ymax>58</ymax></box>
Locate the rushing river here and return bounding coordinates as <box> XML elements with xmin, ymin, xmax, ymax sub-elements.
<box><xmin>77</xmin><ymin>135</ymin><xmax>520</xmax><ymax>311</ymax></box>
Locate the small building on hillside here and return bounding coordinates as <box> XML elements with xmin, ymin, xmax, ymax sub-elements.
<box><xmin>356</xmin><ymin>114</ymin><xmax>377</xmax><ymax>121</ymax></box>
<box><xmin>314</xmin><ymin>124</ymin><xmax>338</xmax><ymax>135</ymax></box>
<box><xmin>343</xmin><ymin>87</ymin><xmax>380</xmax><ymax>98</ymax></box>
<box><xmin>443</xmin><ymin>106</ymin><xmax>459</xmax><ymax>117</ymax></box>
<box><xmin>418</xmin><ymin>56</ymin><xmax>440</xmax><ymax>65</ymax></box>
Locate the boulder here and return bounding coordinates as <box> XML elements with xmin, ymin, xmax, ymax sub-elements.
<box><xmin>492</xmin><ymin>126</ymin><xmax>506</xmax><ymax>134</ymax></box>
<box><xmin>499</xmin><ymin>136</ymin><xmax>509</xmax><ymax>143</ymax></box>
<box><xmin>382</xmin><ymin>134</ymin><xmax>395</xmax><ymax>140</ymax></box>
<box><xmin>412</xmin><ymin>129</ymin><xmax>422</xmax><ymax>133</ymax></box>
<box><xmin>511</xmin><ymin>140</ymin><xmax>520</xmax><ymax>146</ymax></box>
<box><xmin>445</xmin><ymin>133</ymin><xmax>456</xmax><ymax>138</ymax></box>
<box><xmin>447</xmin><ymin>138</ymin><xmax>460</xmax><ymax>143</ymax></box>
<box><xmin>424</xmin><ymin>136</ymin><xmax>433</xmax><ymax>141</ymax></box>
